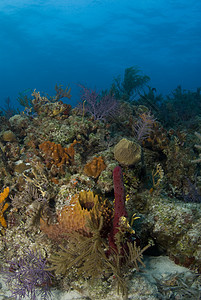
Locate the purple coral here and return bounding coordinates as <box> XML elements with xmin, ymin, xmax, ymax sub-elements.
<box><xmin>3</xmin><ymin>249</ymin><xmax>53</xmax><ymax>300</ymax></box>
<box><xmin>78</xmin><ymin>85</ymin><xmax>119</xmax><ymax>121</ymax></box>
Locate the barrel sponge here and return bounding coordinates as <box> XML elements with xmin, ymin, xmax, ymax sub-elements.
<box><xmin>114</xmin><ymin>138</ymin><xmax>141</xmax><ymax>166</ymax></box>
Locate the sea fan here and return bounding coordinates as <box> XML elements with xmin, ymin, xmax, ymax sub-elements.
<box><xmin>78</xmin><ymin>85</ymin><xmax>119</xmax><ymax>121</ymax></box>
<box><xmin>3</xmin><ymin>249</ymin><xmax>53</xmax><ymax>300</ymax></box>
<box><xmin>133</xmin><ymin>111</ymin><xmax>155</xmax><ymax>143</ymax></box>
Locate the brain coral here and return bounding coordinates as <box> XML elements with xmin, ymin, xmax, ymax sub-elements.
<box><xmin>114</xmin><ymin>138</ymin><xmax>141</xmax><ymax>166</ymax></box>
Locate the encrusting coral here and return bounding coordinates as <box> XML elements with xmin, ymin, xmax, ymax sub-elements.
<box><xmin>83</xmin><ymin>156</ymin><xmax>106</xmax><ymax>178</ymax></box>
<box><xmin>39</xmin><ymin>140</ymin><xmax>78</xmax><ymax>169</ymax></box>
<box><xmin>0</xmin><ymin>187</ymin><xmax>9</xmax><ymax>228</ymax></box>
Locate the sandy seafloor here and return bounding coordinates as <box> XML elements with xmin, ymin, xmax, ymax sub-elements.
<box><xmin>0</xmin><ymin>255</ymin><xmax>198</xmax><ymax>300</ymax></box>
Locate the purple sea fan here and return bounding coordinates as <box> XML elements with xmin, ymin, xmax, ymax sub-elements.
<box><xmin>133</xmin><ymin>111</ymin><xmax>155</xmax><ymax>143</ymax></box>
<box><xmin>3</xmin><ymin>249</ymin><xmax>53</xmax><ymax>300</ymax></box>
<box><xmin>78</xmin><ymin>85</ymin><xmax>119</xmax><ymax>121</ymax></box>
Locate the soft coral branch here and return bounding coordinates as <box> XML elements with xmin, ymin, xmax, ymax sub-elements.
<box><xmin>133</xmin><ymin>111</ymin><xmax>155</xmax><ymax>142</ymax></box>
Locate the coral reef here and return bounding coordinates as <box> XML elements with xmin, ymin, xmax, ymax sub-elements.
<box><xmin>0</xmin><ymin>82</ymin><xmax>201</xmax><ymax>299</ymax></box>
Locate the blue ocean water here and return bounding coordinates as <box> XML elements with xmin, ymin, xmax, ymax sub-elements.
<box><xmin>0</xmin><ymin>0</ymin><xmax>200</xmax><ymax>109</ymax></box>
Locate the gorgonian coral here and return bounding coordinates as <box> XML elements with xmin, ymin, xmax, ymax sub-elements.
<box><xmin>133</xmin><ymin>111</ymin><xmax>155</xmax><ymax>143</ymax></box>
<box><xmin>78</xmin><ymin>85</ymin><xmax>119</xmax><ymax>121</ymax></box>
<box><xmin>3</xmin><ymin>249</ymin><xmax>53</xmax><ymax>300</ymax></box>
